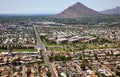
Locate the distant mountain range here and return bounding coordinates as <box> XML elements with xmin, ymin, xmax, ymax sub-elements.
<box><xmin>100</xmin><ymin>6</ymin><xmax>120</xmax><ymax>14</ymax></box>
<box><xmin>54</xmin><ymin>2</ymin><xmax>120</xmax><ymax>18</ymax></box>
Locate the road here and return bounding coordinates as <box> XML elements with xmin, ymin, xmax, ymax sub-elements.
<box><xmin>74</xmin><ymin>63</ymin><xmax>87</xmax><ymax>77</ymax></box>
<box><xmin>102</xmin><ymin>65</ymin><xmax>115</xmax><ymax>76</ymax></box>
<box><xmin>22</xmin><ymin>65</ymin><xmax>27</xmax><ymax>77</ymax></box>
<box><xmin>33</xmin><ymin>25</ymin><xmax>58</xmax><ymax>77</ymax></box>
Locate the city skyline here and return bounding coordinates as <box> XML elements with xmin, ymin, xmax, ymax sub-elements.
<box><xmin>0</xmin><ymin>0</ymin><xmax>120</xmax><ymax>14</ymax></box>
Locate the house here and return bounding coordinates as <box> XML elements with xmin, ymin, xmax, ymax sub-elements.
<box><xmin>56</xmin><ymin>38</ymin><xmax>68</xmax><ymax>44</ymax></box>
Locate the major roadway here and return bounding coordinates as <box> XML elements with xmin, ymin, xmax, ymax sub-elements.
<box><xmin>33</xmin><ymin>25</ymin><xmax>58</xmax><ymax>77</ymax></box>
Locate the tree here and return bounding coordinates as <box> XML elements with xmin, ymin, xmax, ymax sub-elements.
<box><xmin>47</xmin><ymin>70</ymin><xmax>51</xmax><ymax>77</ymax></box>
<box><xmin>0</xmin><ymin>70</ymin><xmax>2</xmax><ymax>76</ymax></box>
<box><xmin>6</xmin><ymin>58</ymin><xmax>9</xmax><ymax>64</ymax></box>
<box><xmin>116</xmin><ymin>70</ymin><xmax>120</xmax><ymax>76</ymax></box>
<box><xmin>81</xmin><ymin>63</ymin><xmax>86</xmax><ymax>71</ymax></box>
<box><xmin>95</xmin><ymin>71</ymin><xmax>100</xmax><ymax>77</ymax></box>
<box><xmin>94</xmin><ymin>53</ymin><xmax>98</xmax><ymax>60</ymax></box>
<box><xmin>117</xmin><ymin>66</ymin><xmax>120</xmax><ymax>70</ymax></box>
<box><xmin>54</xmin><ymin>55</ymin><xmax>65</xmax><ymax>61</ymax></box>
<box><xmin>26</xmin><ymin>68</ymin><xmax>31</xmax><ymax>77</ymax></box>
<box><xmin>66</xmin><ymin>56</ymin><xmax>72</xmax><ymax>61</ymax></box>
<box><xmin>38</xmin><ymin>65</ymin><xmax>42</xmax><ymax>73</ymax></box>
<box><xmin>12</xmin><ymin>57</ymin><xmax>21</xmax><ymax>66</ymax></box>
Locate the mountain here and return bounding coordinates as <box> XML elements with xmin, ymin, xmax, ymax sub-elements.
<box><xmin>54</xmin><ymin>2</ymin><xmax>100</xmax><ymax>18</ymax></box>
<box><xmin>100</xmin><ymin>6</ymin><xmax>120</xmax><ymax>14</ymax></box>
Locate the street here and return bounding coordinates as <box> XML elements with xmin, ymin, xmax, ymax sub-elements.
<box><xmin>33</xmin><ymin>25</ymin><xmax>57</xmax><ymax>77</ymax></box>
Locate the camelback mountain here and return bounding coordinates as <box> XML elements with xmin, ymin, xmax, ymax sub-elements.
<box><xmin>54</xmin><ymin>2</ymin><xmax>100</xmax><ymax>18</ymax></box>
<box><xmin>100</xmin><ymin>6</ymin><xmax>120</xmax><ymax>14</ymax></box>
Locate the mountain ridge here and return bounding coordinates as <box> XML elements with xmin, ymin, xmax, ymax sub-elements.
<box><xmin>100</xmin><ymin>6</ymin><xmax>120</xmax><ymax>14</ymax></box>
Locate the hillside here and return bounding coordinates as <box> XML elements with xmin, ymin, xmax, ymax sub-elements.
<box><xmin>54</xmin><ymin>2</ymin><xmax>100</xmax><ymax>18</ymax></box>
<box><xmin>100</xmin><ymin>6</ymin><xmax>120</xmax><ymax>14</ymax></box>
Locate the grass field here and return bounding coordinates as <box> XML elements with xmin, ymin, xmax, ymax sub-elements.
<box><xmin>14</xmin><ymin>49</ymin><xmax>37</xmax><ymax>52</ymax></box>
<box><xmin>0</xmin><ymin>49</ymin><xmax>37</xmax><ymax>53</ymax></box>
<box><xmin>0</xmin><ymin>49</ymin><xmax>8</xmax><ymax>52</ymax></box>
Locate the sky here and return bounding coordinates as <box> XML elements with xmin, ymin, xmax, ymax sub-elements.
<box><xmin>0</xmin><ymin>0</ymin><xmax>120</xmax><ymax>14</ymax></box>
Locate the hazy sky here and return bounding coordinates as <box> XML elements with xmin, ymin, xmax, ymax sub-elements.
<box><xmin>0</xmin><ymin>0</ymin><xmax>120</xmax><ymax>14</ymax></box>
